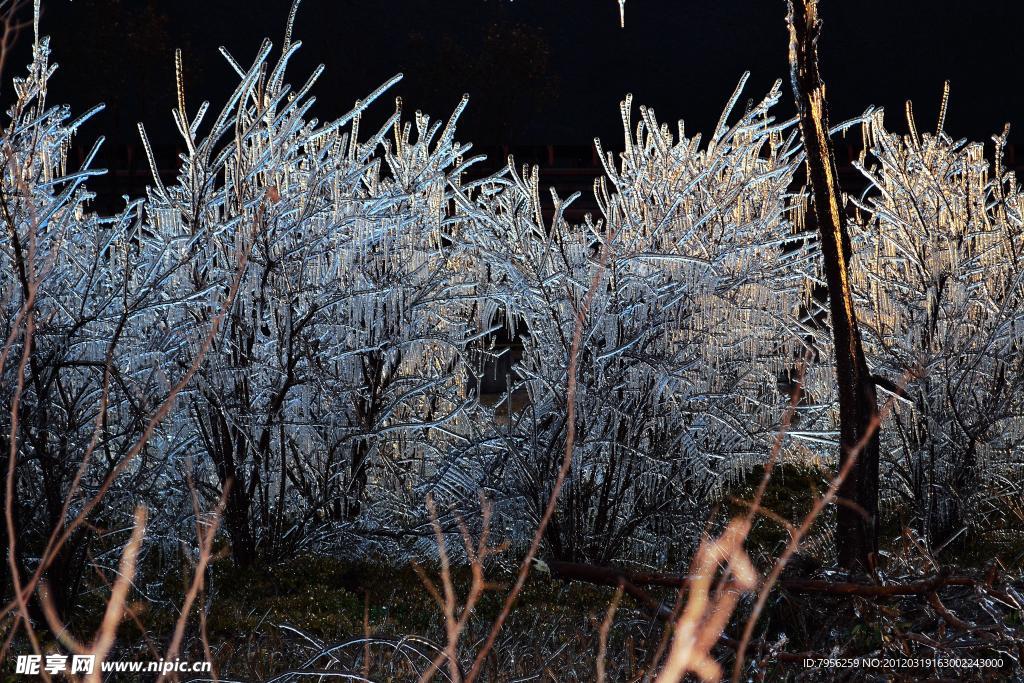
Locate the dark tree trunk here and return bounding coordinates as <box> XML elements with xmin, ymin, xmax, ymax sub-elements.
<box><xmin>786</xmin><ymin>0</ymin><xmax>880</xmax><ymax>570</ymax></box>
<box><xmin>202</xmin><ymin>405</ymin><xmax>257</xmax><ymax>568</ymax></box>
<box><xmin>347</xmin><ymin>438</ymin><xmax>369</xmax><ymax>519</ymax></box>
<box><xmin>222</xmin><ymin>444</ymin><xmax>257</xmax><ymax>568</ymax></box>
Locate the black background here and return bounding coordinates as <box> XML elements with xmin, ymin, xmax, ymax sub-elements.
<box><xmin>10</xmin><ymin>1</ymin><xmax>1023</xmax><ymax>163</ymax></box>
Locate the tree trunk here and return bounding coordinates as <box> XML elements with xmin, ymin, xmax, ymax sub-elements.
<box><xmin>347</xmin><ymin>438</ymin><xmax>370</xmax><ymax>520</ymax></box>
<box><xmin>203</xmin><ymin>406</ymin><xmax>257</xmax><ymax>568</ymax></box>
<box><xmin>786</xmin><ymin>0</ymin><xmax>880</xmax><ymax>570</ymax></box>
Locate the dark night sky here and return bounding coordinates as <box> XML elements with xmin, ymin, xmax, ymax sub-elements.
<box><xmin>13</xmin><ymin>1</ymin><xmax>1024</xmax><ymax>152</ymax></box>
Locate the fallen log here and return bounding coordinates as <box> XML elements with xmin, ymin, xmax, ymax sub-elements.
<box><xmin>780</xmin><ymin>574</ymin><xmax>975</xmax><ymax>596</ymax></box>
<box><xmin>544</xmin><ymin>559</ymin><xmax>979</xmax><ymax>597</ymax></box>
<box><xmin>541</xmin><ymin>560</ymin><xmax>1018</xmax><ymax>668</ymax></box>
<box><xmin>541</xmin><ymin>561</ymin><xmax>814</xmax><ymax>663</ymax></box>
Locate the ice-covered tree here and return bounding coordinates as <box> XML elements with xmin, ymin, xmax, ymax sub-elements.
<box><xmin>0</xmin><ymin>36</ymin><xmax>202</xmax><ymax>615</ymax></box>
<box><xmin>848</xmin><ymin>108</ymin><xmax>1024</xmax><ymax>549</ymax></box>
<box><xmin>459</xmin><ymin>77</ymin><xmax>819</xmax><ymax>563</ymax></box>
<box><xmin>142</xmin><ymin>22</ymin><xmax>492</xmax><ymax>563</ymax></box>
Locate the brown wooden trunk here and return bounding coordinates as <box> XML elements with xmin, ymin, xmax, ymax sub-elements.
<box><xmin>786</xmin><ymin>0</ymin><xmax>880</xmax><ymax>570</ymax></box>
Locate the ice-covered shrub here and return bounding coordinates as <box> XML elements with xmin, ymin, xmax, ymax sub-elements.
<box><xmin>848</xmin><ymin>110</ymin><xmax>1024</xmax><ymax>548</ymax></box>
<box><xmin>459</xmin><ymin>77</ymin><xmax>818</xmax><ymax>563</ymax></box>
<box><xmin>141</xmin><ymin>29</ymin><xmax>492</xmax><ymax>562</ymax></box>
<box><xmin>0</xmin><ymin>37</ymin><xmax>203</xmax><ymax>612</ymax></box>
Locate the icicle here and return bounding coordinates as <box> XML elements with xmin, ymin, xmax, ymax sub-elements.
<box><xmin>175</xmin><ymin>49</ymin><xmax>187</xmax><ymax>122</ymax></box>
<box><xmin>936</xmin><ymin>80</ymin><xmax>950</xmax><ymax>136</ymax></box>
<box><xmin>284</xmin><ymin>0</ymin><xmax>303</xmax><ymax>51</ymax></box>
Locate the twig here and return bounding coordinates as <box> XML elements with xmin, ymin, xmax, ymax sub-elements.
<box><xmin>465</xmin><ymin>198</ymin><xmax>620</xmax><ymax>683</ymax></box>
<box><xmin>86</xmin><ymin>507</ymin><xmax>147</xmax><ymax>683</ymax></box>
<box><xmin>927</xmin><ymin>592</ymin><xmax>973</xmax><ymax>632</ymax></box>
<box><xmin>596</xmin><ymin>584</ymin><xmax>624</xmax><ymax>683</ymax></box>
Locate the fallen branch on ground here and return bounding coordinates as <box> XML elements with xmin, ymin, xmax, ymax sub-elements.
<box><xmin>544</xmin><ymin>559</ymin><xmax>983</xmax><ymax>597</ymax></box>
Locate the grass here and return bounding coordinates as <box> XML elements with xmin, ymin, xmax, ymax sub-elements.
<box><xmin>123</xmin><ymin>554</ymin><xmax>651</xmax><ymax>680</ymax></box>
<box><xmin>13</xmin><ymin>468</ymin><xmax>1021</xmax><ymax>681</ymax></box>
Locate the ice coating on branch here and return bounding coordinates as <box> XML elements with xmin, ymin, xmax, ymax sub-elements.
<box><xmin>0</xmin><ymin>38</ymin><xmax>215</xmax><ymax>559</ymax></box>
